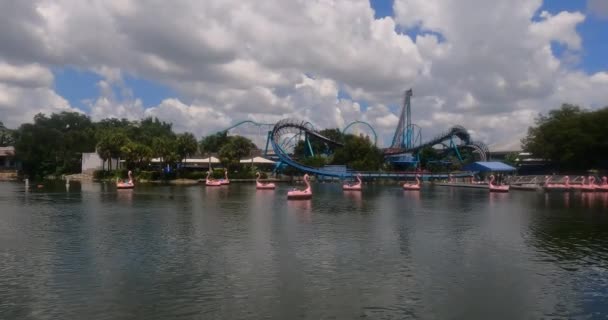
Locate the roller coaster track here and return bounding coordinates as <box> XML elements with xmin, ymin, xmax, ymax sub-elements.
<box><xmin>270</xmin><ymin>119</ymin><xmax>475</xmax><ymax>178</ymax></box>
<box><xmin>342</xmin><ymin>121</ymin><xmax>378</xmax><ymax>146</ymax></box>
<box><xmin>270</xmin><ymin>119</ymin><xmax>343</xmax><ymax>176</ymax></box>
<box><xmin>384</xmin><ymin>125</ymin><xmax>489</xmax><ymax>161</ymax></box>
<box><xmin>221</xmin><ymin>120</ymin><xmax>275</xmax><ymax>133</ymax></box>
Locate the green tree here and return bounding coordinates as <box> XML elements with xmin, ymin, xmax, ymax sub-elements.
<box><xmin>176</xmin><ymin>132</ymin><xmax>198</xmax><ymax>164</ymax></box>
<box><xmin>120</xmin><ymin>140</ymin><xmax>153</xmax><ymax>169</ymax></box>
<box><xmin>332</xmin><ymin>134</ymin><xmax>383</xmax><ymax>171</ymax></box>
<box><xmin>293</xmin><ymin>128</ymin><xmax>343</xmax><ymax>158</ymax></box>
<box><xmin>0</xmin><ymin>121</ymin><xmax>14</xmax><ymax>147</ymax></box>
<box><xmin>200</xmin><ymin>131</ymin><xmax>230</xmax><ymax>154</ymax></box>
<box><xmin>14</xmin><ymin>112</ymin><xmax>96</xmax><ymax>177</ymax></box>
<box><xmin>418</xmin><ymin>147</ymin><xmax>439</xmax><ymax>169</ymax></box>
<box><xmin>152</xmin><ymin>136</ymin><xmax>178</xmax><ymax>167</ymax></box>
<box><xmin>300</xmin><ymin>155</ymin><xmax>327</xmax><ymax>168</ymax></box>
<box><xmin>96</xmin><ymin>134</ymin><xmax>113</xmax><ymax>171</ymax></box>
<box><xmin>503</xmin><ymin>152</ymin><xmax>520</xmax><ymax>167</ymax></box>
<box><xmin>137</xmin><ymin>117</ymin><xmax>175</xmax><ymax>146</ymax></box>
<box><xmin>96</xmin><ymin>131</ymin><xmax>129</xmax><ymax>171</ymax></box>
<box><xmin>522</xmin><ymin>104</ymin><xmax>608</xmax><ymax>170</ymax></box>
<box><xmin>218</xmin><ymin>136</ymin><xmax>256</xmax><ymax>171</ymax></box>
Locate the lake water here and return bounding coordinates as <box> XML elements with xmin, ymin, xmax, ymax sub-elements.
<box><xmin>1</xmin><ymin>181</ymin><xmax>608</xmax><ymax>319</ymax></box>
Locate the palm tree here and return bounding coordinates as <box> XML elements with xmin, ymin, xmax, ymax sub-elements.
<box><xmin>176</xmin><ymin>132</ymin><xmax>198</xmax><ymax>166</ymax></box>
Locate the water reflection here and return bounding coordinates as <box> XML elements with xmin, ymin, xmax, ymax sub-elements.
<box><xmin>525</xmin><ymin>188</ymin><xmax>608</xmax><ymax>316</ymax></box>
<box><xmin>116</xmin><ymin>189</ymin><xmax>134</xmax><ymax>203</ymax></box>
<box><xmin>1</xmin><ymin>182</ymin><xmax>608</xmax><ymax>318</ymax></box>
<box><xmin>255</xmin><ymin>188</ymin><xmax>276</xmax><ymax>194</ymax></box>
<box><xmin>343</xmin><ymin>190</ymin><xmax>362</xmax><ymax>206</ymax></box>
<box><xmin>579</xmin><ymin>192</ymin><xmax>608</xmax><ymax>209</ymax></box>
<box><xmin>204</xmin><ymin>185</ymin><xmax>230</xmax><ymax>199</ymax></box>
<box><xmin>599</xmin><ymin>193</ymin><xmax>608</xmax><ymax>209</ymax></box>
<box><xmin>488</xmin><ymin>191</ymin><xmax>509</xmax><ymax>207</ymax></box>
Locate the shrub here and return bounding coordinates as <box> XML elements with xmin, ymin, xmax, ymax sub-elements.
<box><xmin>93</xmin><ymin>170</ymin><xmax>118</xmax><ymax>180</ymax></box>
<box><xmin>136</xmin><ymin>170</ymin><xmax>158</xmax><ymax>181</ymax></box>
<box><xmin>177</xmin><ymin>171</ymin><xmax>207</xmax><ymax>180</ymax></box>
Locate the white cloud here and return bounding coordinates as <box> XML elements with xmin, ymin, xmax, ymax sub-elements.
<box><xmin>392</xmin><ymin>0</ymin><xmax>605</xmax><ymax>149</ymax></box>
<box><xmin>0</xmin><ymin>0</ymin><xmax>607</xmax><ymax>151</ymax></box>
<box><xmin>0</xmin><ymin>61</ymin><xmax>76</xmax><ymax>128</ymax></box>
<box><xmin>145</xmin><ymin>99</ymin><xmax>232</xmax><ymax>137</ymax></box>
<box><xmin>530</xmin><ymin>11</ymin><xmax>586</xmax><ymax>50</ymax></box>
<box><xmin>0</xmin><ymin>62</ymin><xmax>54</xmax><ymax>88</ymax></box>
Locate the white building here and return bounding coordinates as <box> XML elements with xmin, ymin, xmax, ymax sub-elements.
<box><xmin>81</xmin><ymin>152</ymin><xmax>119</xmax><ymax>174</ymax></box>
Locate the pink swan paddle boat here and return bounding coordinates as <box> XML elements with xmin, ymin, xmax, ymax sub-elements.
<box><xmin>543</xmin><ymin>176</ymin><xmax>570</xmax><ymax>192</ymax></box>
<box><xmin>569</xmin><ymin>176</ymin><xmax>585</xmax><ymax>191</ymax></box>
<box><xmin>218</xmin><ymin>169</ymin><xmax>230</xmax><ymax>185</ymax></box>
<box><xmin>256</xmin><ymin>172</ymin><xmax>276</xmax><ymax>190</ymax></box>
<box><xmin>287</xmin><ymin>174</ymin><xmax>312</xmax><ymax>200</ymax></box>
<box><xmin>117</xmin><ymin>170</ymin><xmax>135</xmax><ymax>189</ymax></box>
<box><xmin>597</xmin><ymin>176</ymin><xmax>608</xmax><ymax>192</ymax></box>
<box><xmin>488</xmin><ymin>174</ymin><xmax>509</xmax><ymax>192</ymax></box>
<box><xmin>403</xmin><ymin>174</ymin><xmax>421</xmax><ymax>191</ymax></box>
<box><xmin>343</xmin><ymin>174</ymin><xmax>362</xmax><ymax>191</ymax></box>
<box><xmin>205</xmin><ymin>171</ymin><xmax>222</xmax><ymax>186</ymax></box>
<box><xmin>580</xmin><ymin>176</ymin><xmax>596</xmax><ymax>192</ymax></box>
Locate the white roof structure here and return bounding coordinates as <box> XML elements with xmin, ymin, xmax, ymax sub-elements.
<box><xmin>199</xmin><ymin>157</ymin><xmax>221</xmax><ymax>163</ymax></box>
<box><xmin>151</xmin><ymin>157</ymin><xmax>220</xmax><ymax>163</ymax></box>
<box><xmin>0</xmin><ymin>146</ymin><xmax>15</xmax><ymax>157</ymax></box>
<box><xmin>148</xmin><ymin>156</ymin><xmax>274</xmax><ymax>164</ymax></box>
<box><xmin>239</xmin><ymin>156</ymin><xmax>276</xmax><ymax>164</ymax></box>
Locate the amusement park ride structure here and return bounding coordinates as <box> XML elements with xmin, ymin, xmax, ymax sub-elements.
<box><xmin>219</xmin><ymin>89</ymin><xmax>489</xmax><ymax>178</ymax></box>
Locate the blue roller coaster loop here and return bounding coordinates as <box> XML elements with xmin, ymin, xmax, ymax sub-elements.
<box><xmin>342</xmin><ymin>121</ymin><xmax>378</xmax><ymax>146</ymax></box>
<box><xmin>270</xmin><ymin>118</ymin><xmax>473</xmax><ymax>179</ymax></box>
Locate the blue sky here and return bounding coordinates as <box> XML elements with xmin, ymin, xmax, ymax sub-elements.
<box><xmin>538</xmin><ymin>0</ymin><xmax>608</xmax><ymax>73</ymax></box>
<box><xmin>51</xmin><ymin>0</ymin><xmax>607</xmax><ymax>112</ymax></box>
<box><xmin>53</xmin><ymin>68</ymin><xmax>176</xmax><ymax>111</ymax></box>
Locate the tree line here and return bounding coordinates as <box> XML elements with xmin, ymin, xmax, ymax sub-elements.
<box><xmin>6</xmin><ymin>103</ymin><xmax>601</xmax><ymax>179</ymax></box>
<box><xmin>522</xmin><ymin>104</ymin><xmax>608</xmax><ymax>171</ymax></box>
<box><xmin>6</xmin><ymin>112</ymin><xmax>202</xmax><ymax>179</ymax></box>
<box><xmin>3</xmin><ymin>112</ymin><xmax>386</xmax><ymax>179</ymax></box>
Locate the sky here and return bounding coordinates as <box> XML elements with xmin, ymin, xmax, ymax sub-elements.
<box><xmin>1</xmin><ymin>0</ymin><xmax>607</xmax><ymax>151</ymax></box>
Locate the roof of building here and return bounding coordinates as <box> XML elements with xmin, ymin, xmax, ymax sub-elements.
<box><xmin>151</xmin><ymin>157</ymin><xmax>221</xmax><ymax>163</ymax></box>
<box><xmin>239</xmin><ymin>156</ymin><xmax>275</xmax><ymax>164</ymax></box>
<box><xmin>0</xmin><ymin>146</ymin><xmax>15</xmax><ymax>157</ymax></box>
<box><xmin>463</xmin><ymin>161</ymin><xmax>516</xmax><ymax>172</ymax></box>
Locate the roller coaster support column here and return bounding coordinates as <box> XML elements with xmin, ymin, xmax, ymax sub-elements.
<box><xmin>264</xmin><ymin>131</ymin><xmax>272</xmax><ymax>156</ymax></box>
<box><xmin>272</xmin><ymin>160</ymin><xmax>283</xmax><ymax>174</ymax></box>
<box><xmin>406</xmin><ymin>126</ymin><xmax>414</xmax><ymax>150</ymax></box>
<box><xmin>305</xmin><ymin>133</ymin><xmax>314</xmax><ymax>157</ymax></box>
<box><xmin>449</xmin><ymin>136</ymin><xmax>463</xmax><ymax>162</ymax></box>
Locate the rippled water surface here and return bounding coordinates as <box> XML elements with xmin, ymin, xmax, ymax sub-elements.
<box><xmin>1</xmin><ymin>181</ymin><xmax>608</xmax><ymax>319</ymax></box>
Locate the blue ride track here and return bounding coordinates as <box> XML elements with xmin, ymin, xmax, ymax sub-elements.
<box><xmin>217</xmin><ymin>92</ymin><xmax>489</xmax><ymax>179</ymax></box>
<box><xmin>270</xmin><ymin>119</ymin><xmax>475</xmax><ymax>179</ymax></box>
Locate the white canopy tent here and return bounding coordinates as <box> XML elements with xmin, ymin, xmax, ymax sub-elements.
<box><xmin>239</xmin><ymin>156</ymin><xmax>276</xmax><ymax>164</ymax></box>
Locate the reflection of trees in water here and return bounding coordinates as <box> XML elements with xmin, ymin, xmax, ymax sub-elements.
<box><xmin>529</xmin><ymin>192</ymin><xmax>608</xmax><ymax>264</ymax></box>
<box><xmin>526</xmin><ymin>206</ymin><xmax>608</xmax><ymax>269</ymax></box>
<box><xmin>524</xmin><ymin>192</ymin><xmax>608</xmax><ymax>315</ymax></box>
<box><xmin>422</xmin><ymin>187</ymin><xmax>488</xmax><ymax>244</ymax></box>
